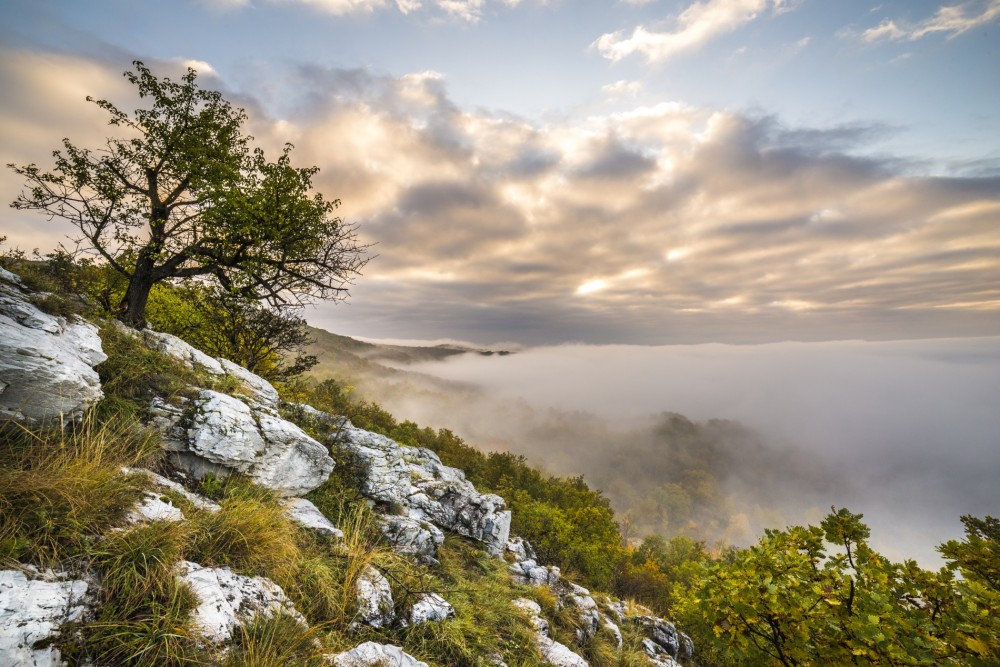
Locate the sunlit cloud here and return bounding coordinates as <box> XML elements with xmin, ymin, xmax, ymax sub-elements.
<box><xmin>862</xmin><ymin>0</ymin><xmax>1000</xmax><ymax>42</ymax></box>
<box><xmin>3</xmin><ymin>49</ymin><xmax>998</xmax><ymax>344</ymax></box>
<box><xmin>593</xmin><ymin>0</ymin><xmax>796</xmax><ymax>64</ymax></box>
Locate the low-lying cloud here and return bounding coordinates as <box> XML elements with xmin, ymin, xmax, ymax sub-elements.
<box><xmin>366</xmin><ymin>337</ymin><xmax>1000</xmax><ymax>565</ymax></box>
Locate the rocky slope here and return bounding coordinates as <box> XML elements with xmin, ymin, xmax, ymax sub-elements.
<box><xmin>0</xmin><ymin>268</ymin><xmax>691</xmax><ymax>667</ymax></box>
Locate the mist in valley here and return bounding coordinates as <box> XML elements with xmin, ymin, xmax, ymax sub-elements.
<box><xmin>346</xmin><ymin>337</ymin><xmax>1000</xmax><ymax>566</ymax></box>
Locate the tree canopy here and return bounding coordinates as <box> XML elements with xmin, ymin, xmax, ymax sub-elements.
<box><xmin>9</xmin><ymin>61</ymin><xmax>369</xmax><ymax>327</ymax></box>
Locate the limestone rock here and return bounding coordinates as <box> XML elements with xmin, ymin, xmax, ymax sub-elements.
<box><xmin>141</xmin><ymin>329</ymin><xmax>225</xmax><ymax>375</ymax></box>
<box><xmin>177</xmin><ymin>561</ymin><xmax>306</xmax><ymax>644</ymax></box>
<box><xmin>122</xmin><ymin>467</ymin><xmax>221</xmax><ymax>513</ymax></box>
<box><xmin>406</xmin><ymin>593</ymin><xmax>454</xmax><ymax>626</ymax></box>
<box><xmin>562</xmin><ymin>583</ymin><xmax>600</xmax><ymax>644</ymax></box>
<box><xmin>0</xmin><ymin>271</ymin><xmax>105</xmax><ymax>423</ymax></box>
<box><xmin>156</xmin><ymin>390</ymin><xmax>334</xmax><ymax>496</ymax></box>
<box><xmin>509</xmin><ymin>559</ymin><xmax>561</xmax><ymax>587</ymax></box>
<box><xmin>378</xmin><ymin>515</ymin><xmax>444</xmax><ymax>560</ymax></box>
<box><xmin>634</xmin><ymin>616</ymin><xmax>692</xmax><ymax>663</ymax></box>
<box><xmin>354</xmin><ymin>566</ymin><xmax>395</xmax><ymax>629</ymax></box>
<box><xmin>285</xmin><ymin>498</ymin><xmax>344</xmax><ymax>540</ymax></box>
<box><xmin>513</xmin><ymin>598</ymin><xmax>590</xmax><ymax>667</ymax></box>
<box><xmin>331</xmin><ymin>642</ymin><xmax>428</xmax><ymax>667</ymax></box>
<box><xmin>337</xmin><ymin>426</ymin><xmax>511</xmax><ymax>554</ymax></box>
<box><xmin>0</xmin><ymin>569</ymin><xmax>89</xmax><ymax>667</ymax></box>
<box><xmin>217</xmin><ymin>357</ymin><xmax>280</xmax><ymax>408</ymax></box>
<box><xmin>505</xmin><ymin>536</ymin><xmax>536</xmax><ymax>563</ymax></box>
<box><xmin>642</xmin><ymin>639</ymin><xmax>681</xmax><ymax>667</ymax></box>
<box><xmin>125</xmin><ymin>492</ymin><xmax>185</xmax><ymax>524</ymax></box>
<box><xmin>139</xmin><ymin>329</ymin><xmax>281</xmax><ymax>408</ymax></box>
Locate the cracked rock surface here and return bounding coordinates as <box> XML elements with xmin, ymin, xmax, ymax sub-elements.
<box><xmin>177</xmin><ymin>561</ymin><xmax>306</xmax><ymax>644</ymax></box>
<box><xmin>0</xmin><ymin>569</ymin><xmax>90</xmax><ymax>667</ymax></box>
<box><xmin>337</xmin><ymin>424</ymin><xmax>511</xmax><ymax>554</ymax></box>
<box><xmin>154</xmin><ymin>390</ymin><xmax>334</xmax><ymax>496</ymax></box>
<box><xmin>0</xmin><ymin>269</ymin><xmax>106</xmax><ymax>423</ymax></box>
<box><xmin>331</xmin><ymin>641</ymin><xmax>429</xmax><ymax>667</ymax></box>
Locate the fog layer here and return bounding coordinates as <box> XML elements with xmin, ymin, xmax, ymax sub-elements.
<box><xmin>369</xmin><ymin>337</ymin><xmax>1000</xmax><ymax>565</ymax></box>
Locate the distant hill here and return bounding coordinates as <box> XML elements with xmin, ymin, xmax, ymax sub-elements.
<box><xmin>304</xmin><ymin>325</ymin><xmax>509</xmax><ymax>383</ymax></box>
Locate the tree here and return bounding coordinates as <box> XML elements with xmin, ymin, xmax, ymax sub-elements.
<box><xmin>9</xmin><ymin>61</ymin><xmax>368</xmax><ymax>327</ymax></box>
<box><xmin>145</xmin><ymin>282</ymin><xmax>317</xmax><ymax>382</ymax></box>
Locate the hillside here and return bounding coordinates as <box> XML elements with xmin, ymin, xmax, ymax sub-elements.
<box><xmin>2</xmin><ymin>260</ymin><xmax>997</xmax><ymax>667</ymax></box>
<box><xmin>0</xmin><ymin>267</ymin><xmax>691</xmax><ymax>666</ymax></box>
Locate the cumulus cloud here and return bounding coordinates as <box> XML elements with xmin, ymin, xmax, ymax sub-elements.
<box><xmin>3</xmin><ymin>50</ymin><xmax>999</xmax><ymax>345</ymax></box>
<box><xmin>861</xmin><ymin>0</ymin><xmax>1000</xmax><ymax>42</ymax></box>
<box><xmin>593</xmin><ymin>0</ymin><xmax>795</xmax><ymax>64</ymax></box>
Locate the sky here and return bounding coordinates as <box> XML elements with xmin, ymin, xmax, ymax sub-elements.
<box><xmin>1</xmin><ymin>0</ymin><xmax>999</xmax><ymax>345</ymax></box>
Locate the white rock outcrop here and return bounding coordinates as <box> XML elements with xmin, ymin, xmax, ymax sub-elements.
<box><xmin>155</xmin><ymin>390</ymin><xmax>334</xmax><ymax>496</ymax></box>
<box><xmin>285</xmin><ymin>498</ymin><xmax>344</xmax><ymax>540</ymax></box>
<box><xmin>337</xmin><ymin>425</ymin><xmax>511</xmax><ymax>554</ymax></box>
<box><xmin>377</xmin><ymin>515</ymin><xmax>444</xmax><ymax>560</ymax></box>
<box><xmin>122</xmin><ymin>467</ymin><xmax>221</xmax><ymax>513</ymax></box>
<box><xmin>513</xmin><ymin>598</ymin><xmax>590</xmax><ymax>667</ymax></box>
<box><xmin>0</xmin><ymin>271</ymin><xmax>106</xmax><ymax>422</ymax></box>
<box><xmin>406</xmin><ymin>593</ymin><xmax>455</xmax><ymax>626</ymax></box>
<box><xmin>125</xmin><ymin>492</ymin><xmax>185</xmax><ymax>524</ymax></box>
<box><xmin>177</xmin><ymin>561</ymin><xmax>306</xmax><ymax>644</ymax></box>
<box><xmin>140</xmin><ymin>329</ymin><xmax>280</xmax><ymax>408</ymax></box>
<box><xmin>0</xmin><ymin>569</ymin><xmax>89</xmax><ymax>667</ymax></box>
<box><xmin>633</xmin><ymin>616</ymin><xmax>693</xmax><ymax>665</ymax></box>
<box><xmin>331</xmin><ymin>642</ymin><xmax>429</xmax><ymax>667</ymax></box>
<box><xmin>354</xmin><ymin>566</ymin><xmax>395</xmax><ymax>629</ymax></box>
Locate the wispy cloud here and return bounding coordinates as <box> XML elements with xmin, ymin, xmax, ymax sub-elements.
<box><xmin>862</xmin><ymin>0</ymin><xmax>1000</xmax><ymax>42</ymax></box>
<box><xmin>593</xmin><ymin>0</ymin><xmax>796</xmax><ymax>64</ymax></box>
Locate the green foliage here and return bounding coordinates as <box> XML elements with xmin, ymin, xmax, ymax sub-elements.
<box><xmin>145</xmin><ymin>281</ymin><xmax>318</xmax><ymax>383</ymax></box>
<box><xmin>223</xmin><ymin>613</ymin><xmax>326</xmax><ymax>667</ymax></box>
<box><xmin>8</xmin><ymin>60</ymin><xmax>369</xmax><ymax>327</ymax></box>
<box><xmin>0</xmin><ymin>413</ymin><xmax>157</xmax><ymax>565</ymax></box>
<box><xmin>76</xmin><ymin>522</ymin><xmax>204</xmax><ymax>667</ymax></box>
<box><xmin>674</xmin><ymin>509</ymin><xmax>1000</xmax><ymax>666</ymax></box>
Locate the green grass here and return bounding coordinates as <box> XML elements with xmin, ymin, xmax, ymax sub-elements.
<box><xmin>0</xmin><ymin>411</ymin><xmax>159</xmax><ymax>566</ymax></box>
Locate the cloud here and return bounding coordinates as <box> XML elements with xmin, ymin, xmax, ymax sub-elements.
<box><xmin>201</xmin><ymin>0</ymin><xmax>535</xmax><ymax>20</ymax></box>
<box><xmin>593</xmin><ymin>0</ymin><xmax>795</xmax><ymax>64</ymax></box>
<box><xmin>862</xmin><ymin>0</ymin><xmax>1000</xmax><ymax>42</ymax></box>
<box><xmin>3</xmin><ymin>50</ymin><xmax>999</xmax><ymax>346</ymax></box>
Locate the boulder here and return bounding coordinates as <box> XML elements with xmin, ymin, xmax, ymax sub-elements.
<box><xmin>217</xmin><ymin>357</ymin><xmax>280</xmax><ymax>408</ymax></box>
<box><xmin>337</xmin><ymin>426</ymin><xmax>511</xmax><ymax>554</ymax></box>
<box><xmin>406</xmin><ymin>593</ymin><xmax>455</xmax><ymax>626</ymax></box>
<box><xmin>285</xmin><ymin>498</ymin><xmax>344</xmax><ymax>540</ymax></box>
<box><xmin>353</xmin><ymin>566</ymin><xmax>395</xmax><ymax>629</ymax></box>
<box><xmin>505</xmin><ymin>536</ymin><xmax>536</xmax><ymax>563</ymax></box>
<box><xmin>633</xmin><ymin>616</ymin><xmax>692</xmax><ymax>663</ymax></box>
<box><xmin>0</xmin><ymin>271</ymin><xmax>105</xmax><ymax>423</ymax></box>
<box><xmin>509</xmin><ymin>559</ymin><xmax>561</xmax><ymax>587</ymax></box>
<box><xmin>377</xmin><ymin>515</ymin><xmax>444</xmax><ymax>560</ymax></box>
<box><xmin>139</xmin><ymin>329</ymin><xmax>280</xmax><ymax>408</ymax></box>
<box><xmin>122</xmin><ymin>467</ymin><xmax>221</xmax><ymax>513</ymax></box>
<box><xmin>513</xmin><ymin>598</ymin><xmax>590</xmax><ymax>667</ymax></box>
<box><xmin>331</xmin><ymin>642</ymin><xmax>428</xmax><ymax>667</ymax></box>
<box><xmin>140</xmin><ymin>329</ymin><xmax>225</xmax><ymax>376</ymax></box>
<box><xmin>125</xmin><ymin>492</ymin><xmax>185</xmax><ymax>524</ymax></box>
<box><xmin>155</xmin><ymin>390</ymin><xmax>334</xmax><ymax>496</ymax></box>
<box><xmin>0</xmin><ymin>569</ymin><xmax>89</xmax><ymax>667</ymax></box>
<box><xmin>177</xmin><ymin>561</ymin><xmax>306</xmax><ymax>644</ymax></box>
